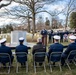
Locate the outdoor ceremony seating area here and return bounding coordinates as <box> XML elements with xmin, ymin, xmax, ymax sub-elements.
<box><xmin>0</xmin><ymin>50</ymin><xmax>76</xmax><ymax>74</ymax></box>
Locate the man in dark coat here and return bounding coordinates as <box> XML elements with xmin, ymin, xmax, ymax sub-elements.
<box><xmin>48</xmin><ymin>35</ymin><xmax>63</xmax><ymax>65</ymax></box>
<box><xmin>41</xmin><ymin>29</ymin><xmax>47</xmax><ymax>46</ymax></box>
<box><xmin>48</xmin><ymin>31</ymin><xmax>52</xmax><ymax>43</ymax></box>
<box><xmin>0</xmin><ymin>38</ymin><xmax>14</xmax><ymax>67</ymax></box>
<box><xmin>48</xmin><ymin>30</ymin><xmax>54</xmax><ymax>43</ymax></box>
<box><xmin>32</xmin><ymin>38</ymin><xmax>46</xmax><ymax>66</ymax></box>
<box><xmin>59</xmin><ymin>32</ymin><xmax>64</xmax><ymax>43</ymax></box>
<box><xmin>61</xmin><ymin>35</ymin><xmax>76</xmax><ymax>66</ymax></box>
<box><xmin>16</xmin><ymin>37</ymin><xmax>28</xmax><ymax>67</ymax></box>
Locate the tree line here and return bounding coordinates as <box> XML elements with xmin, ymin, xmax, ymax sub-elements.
<box><xmin>0</xmin><ymin>24</ymin><xmax>13</xmax><ymax>34</ymax></box>
<box><xmin>0</xmin><ymin>0</ymin><xmax>76</xmax><ymax>33</ymax></box>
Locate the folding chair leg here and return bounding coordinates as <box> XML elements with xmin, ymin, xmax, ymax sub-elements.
<box><xmin>58</xmin><ymin>62</ymin><xmax>62</xmax><ymax>72</ymax></box>
<box><xmin>8</xmin><ymin>62</ymin><xmax>12</xmax><ymax>74</ymax></box>
<box><xmin>0</xmin><ymin>63</ymin><xmax>1</xmax><ymax>68</ymax></box>
<box><xmin>16</xmin><ymin>63</ymin><xmax>19</xmax><ymax>73</ymax></box>
<box><xmin>49</xmin><ymin>62</ymin><xmax>52</xmax><ymax>72</ymax></box>
<box><xmin>43</xmin><ymin>62</ymin><xmax>46</xmax><ymax>72</ymax></box>
<box><xmin>73</xmin><ymin>60</ymin><xmax>76</xmax><ymax>66</ymax></box>
<box><xmin>26</xmin><ymin>62</ymin><xmax>28</xmax><ymax>73</ymax></box>
<box><xmin>34</xmin><ymin>62</ymin><xmax>36</xmax><ymax>73</ymax></box>
<box><xmin>8</xmin><ymin>66</ymin><xmax>10</xmax><ymax>74</ymax></box>
<box><xmin>66</xmin><ymin>61</ymin><xmax>71</xmax><ymax>70</ymax></box>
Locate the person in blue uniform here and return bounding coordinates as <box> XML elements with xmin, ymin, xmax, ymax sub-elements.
<box><xmin>47</xmin><ymin>35</ymin><xmax>63</xmax><ymax>65</ymax></box>
<box><xmin>16</xmin><ymin>37</ymin><xmax>28</xmax><ymax>67</ymax></box>
<box><xmin>0</xmin><ymin>38</ymin><xmax>14</xmax><ymax>67</ymax></box>
<box><xmin>61</xmin><ymin>35</ymin><xmax>76</xmax><ymax>66</ymax></box>
<box><xmin>41</xmin><ymin>29</ymin><xmax>47</xmax><ymax>46</ymax></box>
<box><xmin>48</xmin><ymin>30</ymin><xmax>52</xmax><ymax>43</ymax></box>
<box><xmin>59</xmin><ymin>32</ymin><xmax>64</xmax><ymax>43</ymax></box>
<box><xmin>52</xmin><ymin>32</ymin><xmax>59</xmax><ymax>43</ymax></box>
<box><xmin>32</xmin><ymin>38</ymin><xmax>46</xmax><ymax>66</ymax></box>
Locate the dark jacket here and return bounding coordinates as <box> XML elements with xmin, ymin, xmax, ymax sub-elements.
<box><xmin>16</xmin><ymin>44</ymin><xmax>28</xmax><ymax>63</ymax></box>
<box><xmin>0</xmin><ymin>44</ymin><xmax>13</xmax><ymax>63</ymax></box>
<box><xmin>32</xmin><ymin>42</ymin><xmax>46</xmax><ymax>55</ymax></box>
<box><xmin>16</xmin><ymin>44</ymin><xmax>28</xmax><ymax>53</ymax></box>
<box><xmin>32</xmin><ymin>42</ymin><xmax>46</xmax><ymax>62</ymax></box>
<box><xmin>48</xmin><ymin>43</ymin><xmax>63</xmax><ymax>57</ymax></box>
<box><xmin>41</xmin><ymin>29</ymin><xmax>47</xmax><ymax>35</ymax></box>
<box><xmin>48</xmin><ymin>43</ymin><xmax>63</xmax><ymax>62</ymax></box>
<box><xmin>64</xmin><ymin>42</ymin><xmax>76</xmax><ymax>56</ymax></box>
<box><xmin>0</xmin><ymin>44</ymin><xmax>12</xmax><ymax>57</ymax></box>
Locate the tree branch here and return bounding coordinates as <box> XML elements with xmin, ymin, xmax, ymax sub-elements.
<box><xmin>0</xmin><ymin>0</ymin><xmax>12</xmax><ymax>9</ymax></box>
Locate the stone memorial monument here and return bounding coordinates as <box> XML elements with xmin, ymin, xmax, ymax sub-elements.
<box><xmin>11</xmin><ymin>30</ymin><xmax>27</xmax><ymax>47</ymax></box>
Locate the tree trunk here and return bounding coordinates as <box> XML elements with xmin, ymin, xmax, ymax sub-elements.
<box><xmin>51</xmin><ymin>17</ymin><xmax>53</xmax><ymax>29</ymax></box>
<box><xmin>27</xmin><ymin>18</ymin><xmax>30</xmax><ymax>32</ymax></box>
<box><xmin>65</xmin><ymin>13</ymin><xmax>69</xmax><ymax>30</ymax></box>
<box><xmin>32</xmin><ymin>13</ymin><xmax>36</xmax><ymax>34</ymax></box>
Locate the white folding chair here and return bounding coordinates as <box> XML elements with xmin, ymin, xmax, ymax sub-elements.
<box><xmin>0</xmin><ymin>53</ymin><xmax>11</xmax><ymax>74</ymax></box>
<box><xmin>33</xmin><ymin>52</ymin><xmax>46</xmax><ymax>73</ymax></box>
<box><xmin>49</xmin><ymin>52</ymin><xmax>62</xmax><ymax>72</ymax></box>
<box><xmin>65</xmin><ymin>50</ymin><xmax>76</xmax><ymax>70</ymax></box>
<box><xmin>15</xmin><ymin>52</ymin><xmax>28</xmax><ymax>73</ymax></box>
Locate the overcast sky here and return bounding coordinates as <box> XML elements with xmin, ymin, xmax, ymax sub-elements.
<box><xmin>0</xmin><ymin>0</ymin><xmax>68</xmax><ymax>27</ymax></box>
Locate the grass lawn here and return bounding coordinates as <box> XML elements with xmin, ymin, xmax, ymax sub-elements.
<box><xmin>0</xmin><ymin>42</ymin><xmax>76</xmax><ymax>75</ymax></box>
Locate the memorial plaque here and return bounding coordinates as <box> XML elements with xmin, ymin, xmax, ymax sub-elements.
<box><xmin>11</xmin><ymin>30</ymin><xmax>27</xmax><ymax>46</ymax></box>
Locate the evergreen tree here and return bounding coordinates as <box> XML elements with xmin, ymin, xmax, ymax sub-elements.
<box><xmin>70</xmin><ymin>12</ymin><xmax>76</xmax><ymax>28</ymax></box>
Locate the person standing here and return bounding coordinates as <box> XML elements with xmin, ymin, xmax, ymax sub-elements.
<box><xmin>41</xmin><ymin>29</ymin><xmax>47</xmax><ymax>46</ymax></box>
<box><xmin>59</xmin><ymin>32</ymin><xmax>64</xmax><ymax>43</ymax></box>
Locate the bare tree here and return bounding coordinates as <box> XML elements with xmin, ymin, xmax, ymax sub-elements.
<box><xmin>26</xmin><ymin>11</ymin><xmax>32</xmax><ymax>32</ymax></box>
<box><xmin>0</xmin><ymin>0</ymin><xmax>63</xmax><ymax>33</ymax></box>
<box><xmin>47</xmin><ymin>8</ymin><xmax>64</xmax><ymax>29</ymax></box>
<box><xmin>12</xmin><ymin>0</ymin><xmax>61</xmax><ymax>33</ymax></box>
<box><xmin>0</xmin><ymin>0</ymin><xmax>12</xmax><ymax>9</ymax></box>
<box><xmin>3</xmin><ymin>5</ymin><xmax>32</xmax><ymax>32</ymax></box>
<box><xmin>63</xmin><ymin>0</ymin><xmax>76</xmax><ymax>28</ymax></box>
<box><xmin>37</xmin><ymin>16</ymin><xmax>44</xmax><ymax>30</ymax></box>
